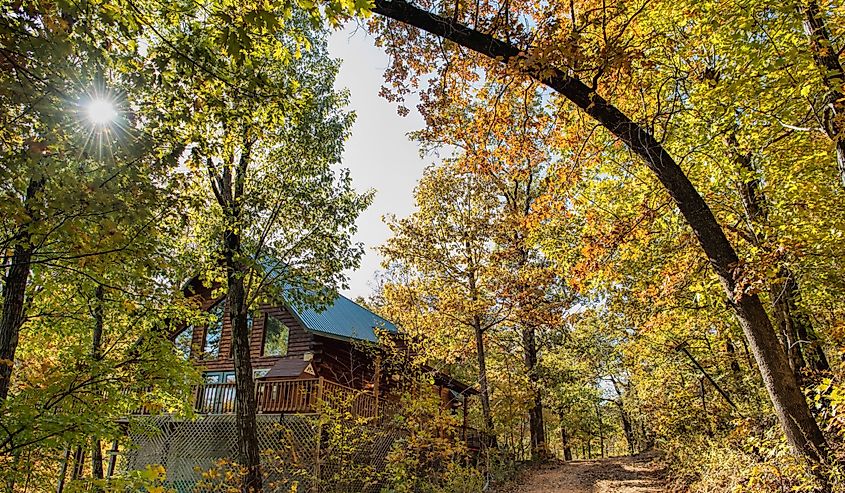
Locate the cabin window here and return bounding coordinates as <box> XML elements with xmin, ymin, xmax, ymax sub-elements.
<box><xmin>203</xmin><ymin>300</ymin><xmax>225</xmax><ymax>359</ymax></box>
<box><xmin>174</xmin><ymin>326</ymin><xmax>193</xmax><ymax>360</ymax></box>
<box><xmin>263</xmin><ymin>313</ymin><xmax>290</xmax><ymax>357</ymax></box>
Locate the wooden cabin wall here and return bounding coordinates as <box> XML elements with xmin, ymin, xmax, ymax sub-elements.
<box><xmin>314</xmin><ymin>335</ymin><xmax>378</xmax><ymax>390</ymax></box>
<box><xmin>190</xmin><ymin>303</ymin><xmax>315</xmax><ymax>372</ymax></box>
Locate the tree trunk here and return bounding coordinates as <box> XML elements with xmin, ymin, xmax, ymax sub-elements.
<box><xmin>523</xmin><ymin>324</ymin><xmax>546</xmax><ymax>461</ymax></box>
<box><xmin>617</xmin><ymin>403</ymin><xmax>635</xmax><ymax>455</ymax></box>
<box><xmin>211</xmin><ymin>138</ymin><xmax>262</xmax><ymax>493</ymax></box>
<box><xmin>729</xmin><ymin>137</ymin><xmax>830</xmax><ymax>380</ymax></box>
<box><xmin>57</xmin><ymin>446</ymin><xmax>71</xmax><ymax>493</ymax></box>
<box><xmin>726</xmin><ymin>339</ymin><xmax>742</xmax><ymax>377</ymax></box>
<box><xmin>0</xmin><ymin>178</ymin><xmax>43</xmax><ymax>401</ymax></box>
<box><xmin>596</xmin><ymin>403</ymin><xmax>605</xmax><ymax>458</ymax></box>
<box><xmin>800</xmin><ymin>0</ymin><xmax>845</xmax><ymax>187</ymax></box>
<box><xmin>559</xmin><ymin>415</ymin><xmax>572</xmax><ymax>461</ymax></box>
<box><xmin>0</xmin><ymin>243</ymin><xmax>33</xmax><ymax>402</ymax></box>
<box><xmin>776</xmin><ymin>274</ymin><xmax>830</xmax><ymax>375</ymax></box>
<box><xmin>609</xmin><ymin>377</ymin><xmax>635</xmax><ymax>455</ymax></box>
<box><xmin>224</xmin><ymin>230</ymin><xmax>262</xmax><ymax>493</ymax></box>
<box><xmin>91</xmin><ymin>437</ymin><xmax>104</xmax><ymax>481</ymax></box>
<box><xmin>91</xmin><ymin>286</ymin><xmax>105</xmax><ymax>483</ymax></box>
<box><xmin>473</xmin><ymin>317</ymin><xmax>495</xmax><ymax>438</ymax></box>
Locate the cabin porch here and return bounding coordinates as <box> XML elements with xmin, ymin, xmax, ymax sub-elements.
<box><xmin>133</xmin><ymin>377</ymin><xmax>386</xmax><ymax>418</ymax></box>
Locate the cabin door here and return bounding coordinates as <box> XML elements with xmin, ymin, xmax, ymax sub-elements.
<box><xmin>202</xmin><ymin>371</ymin><xmax>236</xmax><ymax>413</ymax></box>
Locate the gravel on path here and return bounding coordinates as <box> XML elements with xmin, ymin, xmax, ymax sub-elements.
<box><xmin>505</xmin><ymin>452</ymin><xmax>668</xmax><ymax>493</ymax></box>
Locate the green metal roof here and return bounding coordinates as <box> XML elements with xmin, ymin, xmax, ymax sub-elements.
<box><xmin>286</xmin><ymin>293</ymin><xmax>397</xmax><ymax>343</ymax></box>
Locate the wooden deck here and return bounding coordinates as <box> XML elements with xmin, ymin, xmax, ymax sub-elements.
<box><xmin>134</xmin><ymin>377</ymin><xmax>386</xmax><ymax>418</ymax></box>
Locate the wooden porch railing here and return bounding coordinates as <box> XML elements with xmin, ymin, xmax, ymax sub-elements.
<box><xmin>194</xmin><ymin>382</ymin><xmax>238</xmax><ymax>414</ymax></box>
<box><xmin>149</xmin><ymin>377</ymin><xmax>386</xmax><ymax>419</ymax></box>
<box><xmin>256</xmin><ymin>378</ymin><xmax>320</xmax><ymax>413</ymax></box>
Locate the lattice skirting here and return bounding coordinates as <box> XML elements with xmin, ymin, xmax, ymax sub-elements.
<box><xmin>122</xmin><ymin>414</ymin><xmax>400</xmax><ymax>493</ymax></box>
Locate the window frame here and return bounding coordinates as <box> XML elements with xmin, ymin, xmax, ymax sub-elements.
<box><xmin>262</xmin><ymin>312</ymin><xmax>290</xmax><ymax>357</ymax></box>
<box><xmin>202</xmin><ymin>298</ymin><xmax>226</xmax><ymax>359</ymax></box>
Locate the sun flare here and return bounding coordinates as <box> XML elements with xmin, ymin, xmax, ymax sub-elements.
<box><xmin>85</xmin><ymin>98</ymin><xmax>117</xmax><ymax>126</ymax></box>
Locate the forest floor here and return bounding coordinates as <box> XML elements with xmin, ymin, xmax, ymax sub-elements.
<box><xmin>505</xmin><ymin>452</ymin><xmax>669</xmax><ymax>493</ymax></box>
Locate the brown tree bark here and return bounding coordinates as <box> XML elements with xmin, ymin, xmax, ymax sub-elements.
<box><xmin>91</xmin><ymin>285</ymin><xmax>105</xmax><ymax>482</ymax></box>
<box><xmin>609</xmin><ymin>377</ymin><xmax>636</xmax><ymax>456</ymax></box>
<box><xmin>91</xmin><ymin>437</ymin><xmax>104</xmax><ymax>481</ymax></box>
<box><xmin>800</xmin><ymin>0</ymin><xmax>845</xmax><ymax>187</ymax></box>
<box><xmin>523</xmin><ymin>324</ymin><xmax>546</xmax><ymax>461</ymax></box>
<box><xmin>369</xmin><ymin>0</ymin><xmax>831</xmax><ymax>472</ymax></box>
<box><xmin>473</xmin><ymin>315</ymin><xmax>495</xmax><ymax>437</ymax></box>
<box><xmin>465</xmin><ymin>236</ymin><xmax>495</xmax><ymax>441</ymax></box>
<box><xmin>0</xmin><ymin>177</ymin><xmax>43</xmax><ymax>401</ymax></box>
<box><xmin>596</xmin><ymin>403</ymin><xmax>605</xmax><ymax>458</ymax></box>
<box><xmin>224</xmin><ymin>219</ymin><xmax>262</xmax><ymax>493</ymax></box>
<box><xmin>558</xmin><ymin>414</ymin><xmax>572</xmax><ymax>461</ymax></box>
<box><xmin>209</xmin><ymin>139</ymin><xmax>262</xmax><ymax>493</ymax></box>
<box><xmin>506</xmin><ymin>181</ymin><xmax>547</xmax><ymax>461</ymax></box>
<box><xmin>728</xmin><ymin>137</ymin><xmax>830</xmax><ymax>379</ymax></box>
<box><xmin>726</xmin><ymin>339</ymin><xmax>742</xmax><ymax>377</ymax></box>
<box><xmin>618</xmin><ymin>404</ymin><xmax>635</xmax><ymax>455</ymax></box>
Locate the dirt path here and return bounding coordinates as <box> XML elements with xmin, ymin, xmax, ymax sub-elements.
<box><xmin>511</xmin><ymin>453</ymin><xmax>668</xmax><ymax>493</ymax></box>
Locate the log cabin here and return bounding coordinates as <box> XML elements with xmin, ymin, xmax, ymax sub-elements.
<box><xmin>117</xmin><ymin>280</ymin><xmax>483</xmax><ymax>490</ymax></box>
<box><xmin>165</xmin><ymin>277</ymin><xmax>478</xmax><ymax>439</ymax></box>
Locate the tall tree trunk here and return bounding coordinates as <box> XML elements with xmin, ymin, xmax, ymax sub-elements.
<box><xmin>726</xmin><ymin>339</ymin><xmax>742</xmax><ymax>377</ymax></box>
<box><xmin>224</xmin><ymin>230</ymin><xmax>262</xmax><ymax>493</ymax></box>
<box><xmin>91</xmin><ymin>286</ymin><xmax>105</xmax><ymax>482</ymax></box>
<box><xmin>609</xmin><ymin>377</ymin><xmax>635</xmax><ymax>455</ymax></box>
<box><xmin>467</xmin><ymin>245</ymin><xmax>495</xmax><ymax>443</ymax></box>
<box><xmin>730</xmin><ymin>137</ymin><xmax>830</xmax><ymax>379</ymax></box>
<box><xmin>370</xmin><ymin>0</ymin><xmax>831</xmax><ymax>473</ymax></box>
<box><xmin>617</xmin><ymin>403</ymin><xmax>635</xmax><ymax>455</ymax></box>
<box><xmin>596</xmin><ymin>403</ymin><xmax>605</xmax><ymax>458</ymax></box>
<box><xmin>473</xmin><ymin>316</ymin><xmax>495</xmax><ymax>437</ymax></box>
<box><xmin>523</xmin><ymin>324</ymin><xmax>546</xmax><ymax>461</ymax></box>
<box><xmin>210</xmin><ymin>138</ymin><xmax>262</xmax><ymax>493</ymax></box>
<box><xmin>558</xmin><ymin>413</ymin><xmax>572</xmax><ymax>461</ymax></box>
<box><xmin>800</xmin><ymin>0</ymin><xmax>845</xmax><ymax>187</ymax></box>
<box><xmin>778</xmin><ymin>274</ymin><xmax>830</xmax><ymax>374</ymax></box>
<box><xmin>0</xmin><ymin>243</ymin><xmax>33</xmax><ymax>402</ymax></box>
<box><xmin>57</xmin><ymin>446</ymin><xmax>71</xmax><ymax>493</ymax></box>
<box><xmin>0</xmin><ymin>177</ymin><xmax>43</xmax><ymax>401</ymax></box>
<box><xmin>91</xmin><ymin>437</ymin><xmax>104</xmax><ymax>482</ymax></box>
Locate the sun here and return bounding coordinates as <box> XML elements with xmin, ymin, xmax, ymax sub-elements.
<box><xmin>85</xmin><ymin>98</ymin><xmax>118</xmax><ymax>126</ymax></box>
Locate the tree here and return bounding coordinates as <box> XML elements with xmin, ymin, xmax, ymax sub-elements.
<box><xmin>0</xmin><ymin>0</ymin><xmax>185</xmax><ymax>402</ymax></box>
<box><xmin>146</xmin><ymin>5</ymin><xmax>371</xmax><ymax>490</ymax></box>
<box><xmin>412</xmin><ymin>80</ymin><xmax>568</xmax><ymax>460</ymax></box>
<box><xmin>379</xmin><ymin>164</ymin><xmax>502</xmax><ymax>437</ymax></box>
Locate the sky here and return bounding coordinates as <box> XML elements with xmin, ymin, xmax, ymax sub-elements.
<box><xmin>327</xmin><ymin>23</ymin><xmax>429</xmax><ymax>300</ymax></box>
